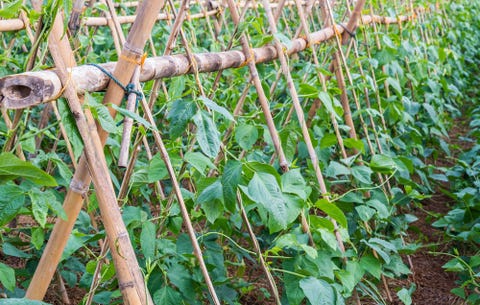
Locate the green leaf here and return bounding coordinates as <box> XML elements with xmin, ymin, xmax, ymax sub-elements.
<box><xmin>199</xmin><ymin>96</ymin><xmax>234</xmax><ymax>121</ymax></box>
<box><xmin>221</xmin><ymin>160</ymin><xmax>242</xmax><ymax>212</ymax></box>
<box><xmin>326</xmin><ymin>161</ymin><xmax>350</xmax><ymax>178</ymax></box>
<box><xmin>29</xmin><ymin>190</ymin><xmax>49</xmax><ymax>228</ymax></box>
<box><xmin>369</xmin><ymin>154</ymin><xmax>397</xmax><ymax>174</ymax></box>
<box><xmin>0</xmin><ymin>153</ymin><xmax>57</xmax><ymax>186</ymax></box>
<box><xmin>184</xmin><ymin>151</ymin><xmax>216</xmax><ymax>176</ymax></box>
<box><xmin>360</xmin><ymin>255</ymin><xmax>382</xmax><ymax>280</ymax></box>
<box><xmin>274</xmin><ymin>32</ymin><xmax>292</xmax><ymax>49</ymax></box>
<box><xmin>242</xmin><ymin>172</ymin><xmax>298</xmax><ymax>232</ymax></box>
<box><xmin>299</xmin><ymin>277</ymin><xmax>335</xmax><ymax>305</ymax></box>
<box><xmin>61</xmin><ymin>231</ymin><xmax>91</xmax><ymax>261</ymax></box>
<box><xmin>320</xmin><ymin>133</ymin><xmax>338</xmax><ymax>148</ymax></box>
<box><xmin>351</xmin><ymin>166</ymin><xmax>373</xmax><ymax>185</ymax></box>
<box><xmin>2</xmin><ymin>243</ymin><xmax>31</xmax><ymax>259</ymax></box>
<box><xmin>167</xmin><ymin>264</ymin><xmax>195</xmax><ymax>302</ymax></box>
<box><xmin>442</xmin><ymin>258</ymin><xmax>465</xmax><ymax>272</ymax></box>
<box><xmin>0</xmin><ymin>0</ymin><xmax>22</xmax><ymax>18</ymax></box>
<box><xmin>244</xmin><ymin>161</ymin><xmax>281</xmax><ymax>184</ymax></box>
<box><xmin>140</xmin><ymin>221</ymin><xmax>156</xmax><ymax>260</ymax></box>
<box><xmin>87</xmin><ymin>94</ymin><xmax>117</xmax><ymax>133</ymax></box>
<box><xmin>281</xmin><ymin>168</ymin><xmax>310</xmax><ymax>200</ymax></box>
<box><xmin>57</xmin><ymin>99</ymin><xmax>83</xmax><ymax>160</ymax></box>
<box><xmin>299</xmin><ymin>83</ymin><xmax>319</xmax><ymax>98</ymax></box>
<box><xmin>153</xmin><ymin>286</ymin><xmax>183</xmax><ymax>305</ymax></box>
<box><xmin>343</xmin><ymin>138</ymin><xmax>365</xmax><ymax>154</ymax></box>
<box><xmin>167</xmin><ymin>99</ymin><xmax>197</xmax><ymax>138</ymax></box>
<box><xmin>0</xmin><ymin>262</ymin><xmax>15</xmax><ymax>292</ymax></box>
<box><xmin>31</xmin><ymin>227</ymin><xmax>45</xmax><ymax>250</ymax></box>
<box><xmin>168</xmin><ymin>76</ymin><xmax>185</xmax><ymax>100</ymax></box>
<box><xmin>318</xmin><ymin>92</ymin><xmax>336</xmax><ymax>116</ymax></box>
<box><xmin>0</xmin><ymin>184</ymin><xmax>25</xmax><ymax>226</ymax></box>
<box><xmin>29</xmin><ymin>189</ymin><xmax>65</xmax><ymax>228</ymax></box>
<box><xmin>147</xmin><ymin>154</ymin><xmax>168</xmax><ymax>182</ymax></box>
<box><xmin>110</xmin><ymin>104</ymin><xmax>154</xmax><ymax>130</ymax></box>
<box><xmin>355</xmin><ymin>205</ymin><xmax>376</xmax><ymax>222</ymax></box>
<box><xmin>193</xmin><ymin>110</ymin><xmax>221</xmax><ymax>158</ymax></box>
<box><xmin>386</xmin><ymin>77</ymin><xmax>402</xmax><ymax>95</ymax></box>
<box><xmin>397</xmin><ymin>288</ymin><xmax>412</xmax><ymax>305</ymax></box>
<box><xmin>336</xmin><ymin>261</ymin><xmax>364</xmax><ymax>294</ymax></box>
<box><xmin>235</xmin><ymin>124</ymin><xmax>258</xmax><ymax>150</ymax></box>
<box><xmin>315</xmin><ymin>199</ymin><xmax>347</xmax><ymax>228</ymax></box>
<box><xmin>197</xmin><ymin>180</ymin><xmax>224</xmax><ymax>223</ymax></box>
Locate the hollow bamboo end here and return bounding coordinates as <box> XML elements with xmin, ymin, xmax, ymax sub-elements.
<box><xmin>0</xmin><ymin>72</ymin><xmax>62</xmax><ymax>109</ymax></box>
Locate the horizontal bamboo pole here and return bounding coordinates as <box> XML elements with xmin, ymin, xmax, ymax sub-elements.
<box><xmin>0</xmin><ymin>10</ymin><xmax>219</xmax><ymax>32</ymax></box>
<box><xmin>0</xmin><ymin>0</ymin><xmax>313</xmax><ymax>32</ymax></box>
<box><xmin>84</xmin><ymin>9</ymin><xmax>219</xmax><ymax>26</ymax></box>
<box><xmin>0</xmin><ymin>14</ymin><xmax>409</xmax><ymax>109</ymax></box>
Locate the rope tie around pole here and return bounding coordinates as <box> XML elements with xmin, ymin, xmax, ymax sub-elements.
<box><xmin>339</xmin><ymin>23</ymin><xmax>356</xmax><ymax>38</ymax></box>
<box><xmin>86</xmin><ymin>63</ymin><xmax>143</xmax><ymax>104</ymax></box>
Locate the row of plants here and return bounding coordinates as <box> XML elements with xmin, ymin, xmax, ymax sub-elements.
<box><xmin>0</xmin><ymin>0</ymin><xmax>478</xmax><ymax>304</ymax></box>
<box><xmin>430</xmin><ymin>2</ymin><xmax>480</xmax><ymax>303</ymax></box>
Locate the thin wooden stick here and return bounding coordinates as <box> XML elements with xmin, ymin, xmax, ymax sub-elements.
<box><xmin>138</xmin><ymin>93</ymin><xmax>222</xmax><ymax>305</ymax></box>
<box><xmin>118</xmin><ymin>67</ymin><xmax>140</xmax><ymax>167</ymax></box>
<box><xmin>237</xmin><ymin>190</ymin><xmax>281</xmax><ymax>304</ymax></box>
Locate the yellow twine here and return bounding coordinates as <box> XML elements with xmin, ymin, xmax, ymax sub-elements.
<box><xmin>333</xmin><ymin>24</ymin><xmax>342</xmax><ymax>38</ymax></box>
<box><xmin>51</xmin><ymin>70</ymin><xmax>73</xmax><ymax>101</ymax></box>
<box><xmin>241</xmin><ymin>49</ymin><xmax>256</xmax><ymax>67</ymax></box>
<box><xmin>119</xmin><ymin>52</ymin><xmax>148</xmax><ymax>67</ymax></box>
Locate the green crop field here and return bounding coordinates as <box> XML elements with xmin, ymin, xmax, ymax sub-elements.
<box><xmin>0</xmin><ymin>0</ymin><xmax>478</xmax><ymax>304</ymax></box>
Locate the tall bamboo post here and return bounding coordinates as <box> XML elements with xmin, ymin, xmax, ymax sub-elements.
<box><xmin>25</xmin><ymin>0</ymin><xmax>165</xmax><ymax>302</ymax></box>
<box><xmin>28</xmin><ymin>11</ymin><xmax>150</xmax><ymax>305</ymax></box>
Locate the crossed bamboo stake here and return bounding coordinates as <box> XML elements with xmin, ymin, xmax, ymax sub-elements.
<box><xmin>26</xmin><ymin>1</ymin><xmax>165</xmax><ymax>304</ymax></box>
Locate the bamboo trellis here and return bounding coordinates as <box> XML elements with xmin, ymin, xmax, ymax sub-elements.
<box><xmin>0</xmin><ymin>1</ymin><xmax>434</xmax><ymax>304</ymax></box>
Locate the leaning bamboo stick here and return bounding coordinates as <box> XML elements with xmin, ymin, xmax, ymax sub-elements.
<box><xmin>27</xmin><ymin>12</ymin><xmax>150</xmax><ymax>304</ymax></box>
<box><xmin>0</xmin><ymin>14</ymin><xmax>411</xmax><ymax>110</ymax></box>
<box><xmin>25</xmin><ymin>0</ymin><xmax>166</xmax><ymax>301</ymax></box>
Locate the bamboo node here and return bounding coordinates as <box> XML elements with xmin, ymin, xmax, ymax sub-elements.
<box><xmin>69</xmin><ymin>178</ymin><xmax>89</xmax><ymax>197</ymax></box>
<box><xmin>118</xmin><ymin>281</ymin><xmax>135</xmax><ymax>290</ymax></box>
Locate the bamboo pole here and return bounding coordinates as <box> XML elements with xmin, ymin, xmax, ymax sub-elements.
<box><xmin>26</xmin><ymin>12</ymin><xmax>150</xmax><ymax>304</ymax></box>
<box><xmin>0</xmin><ymin>14</ymin><xmax>410</xmax><ymax>109</ymax></box>
<box><xmin>25</xmin><ymin>0</ymin><xmax>165</xmax><ymax>302</ymax></box>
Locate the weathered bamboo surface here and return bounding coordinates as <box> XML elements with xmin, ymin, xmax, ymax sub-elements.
<box><xmin>0</xmin><ymin>10</ymin><xmax>219</xmax><ymax>32</ymax></box>
<box><xmin>0</xmin><ymin>15</ymin><xmax>409</xmax><ymax>109</ymax></box>
<box><xmin>0</xmin><ymin>0</ymin><xmax>310</xmax><ymax>32</ymax></box>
